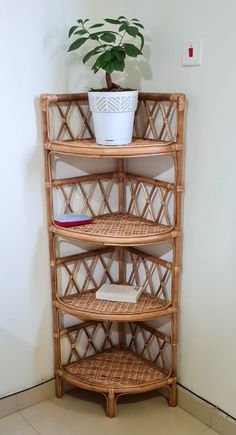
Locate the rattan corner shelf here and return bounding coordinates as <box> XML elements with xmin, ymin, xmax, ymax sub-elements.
<box><xmin>41</xmin><ymin>92</ymin><xmax>185</xmax><ymax>417</ymax></box>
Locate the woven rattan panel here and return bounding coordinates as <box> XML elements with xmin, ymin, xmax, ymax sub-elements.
<box><xmin>60</xmin><ymin>291</ymin><xmax>165</xmax><ymax>315</ymax></box>
<box><xmin>54</xmin><ymin>214</ymin><xmax>169</xmax><ymax>238</ymax></box>
<box><xmin>64</xmin><ymin>348</ymin><xmax>168</xmax><ymax>388</ymax></box>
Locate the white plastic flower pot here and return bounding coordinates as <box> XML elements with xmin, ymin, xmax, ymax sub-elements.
<box><xmin>88</xmin><ymin>90</ymin><xmax>138</xmax><ymax>146</ymax></box>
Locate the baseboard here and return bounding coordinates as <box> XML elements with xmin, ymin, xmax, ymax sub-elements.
<box><xmin>0</xmin><ymin>379</ymin><xmax>235</xmax><ymax>435</ymax></box>
<box><xmin>177</xmin><ymin>384</ymin><xmax>236</xmax><ymax>435</ymax></box>
<box><xmin>0</xmin><ymin>379</ymin><xmax>72</xmax><ymax>419</ymax></box>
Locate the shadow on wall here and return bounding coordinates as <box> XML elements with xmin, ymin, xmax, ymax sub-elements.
<box><xmin>123</xmin><ymin>43</ymin><xmax>152</xmax><ymax>90</ymax></box>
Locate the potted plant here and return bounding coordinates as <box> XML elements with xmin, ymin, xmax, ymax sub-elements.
<box><xmin>68</xmin><ymin>16</ymin><xmax>145</xmax><ymax>145</ymax></box>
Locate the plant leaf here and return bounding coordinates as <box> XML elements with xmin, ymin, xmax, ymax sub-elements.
<box><xmin>68</xmin><ymin>26</ymin><xmax>78</xmax><ymax>38</ymax></box>
<box><xmin>132</xmin><ymin>22</ymin><xmax>144</xmax><ymax>29</ymax></box>
<box><xmin>119</xmin><ymin>22</ymin><xmax>128</xmax><ymax>32</ymax></box>
<box><xmin>123</xmin><ymin>43</ymin><xmax>142</xmax><ymax>57</ymax></box>
<box><xmin>117</xmin><ymin>16</ymin><xmax>127</xmax><ymax>20</ymax></box>
<box><xmin>74</xmin><ymin>29</ymin><xmax>87</xmax><ymax>36</ymax></box>
<box><xmin>83</xmin><ymin>47</ymin><xmax>103</xmax><ymax>63</ymax></box>
<box><xmin>68</xmin><ymin>37</ymin><xmax>88</xmax><ymax>52</ymax></box>
<box><xmin>111</xmin><ymin>47</ymin><xmax>125</xmax><ymax>61</ymax></box>
<box><xmin>126</xmin><ymin>26</ymin><xmax>139</xmax><ymax>37</ymax></box>
<box><xmin>95</xmin><ymin>51</ymin><xmax>112</xmax><ymax>68</ymax></box>
<box><xmin>100</xmin><ymin>33</ymin><xmax>116</xmax><ymax>43</ymax></box>
<box><xmin>89</xmin><ymin>23</ymin><xmax>104</xmax><ymax>29</ymax></box>
<box><xmin>104</xmin><ymin>62</ymin><xmax>114</xmax><ymax>74</ymax></box>
<box><xmin>104</xmin><ymin>51</ymin><xmax>112</xmax><ymax>61</ymax></box>
<box><xmin>137</xmin><ymin>32</ymin><xmax>144</xmax><ymax>50</ymax></box>
<box><xmin>90</xmin><ymin>34</ymin><xmax>99</xmax><ymax>40</ymax></box>
<box><xmin>88</xmin><ymin>30</ymin><xmax>118</xmax><ymax>36</ymax></box>
<box><xmin>113</xmin><ymin>59</ymin><xmax>125</xmax><ymax>72</ymax></box>
<box><xmin>92</xmin><ymin>63</ymin><xmax>99</xmax><ymax>73</ymax></box>
<box><xmin>104</xmin><ymin>18</ymin><xmax>121</xmax><ymax>25</ymax></box>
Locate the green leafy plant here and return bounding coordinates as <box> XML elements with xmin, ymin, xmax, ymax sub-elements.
<box><xmin>68</xmin><ymin>16</ymin><xmax>145</xmax><ymax>91</ymax></box>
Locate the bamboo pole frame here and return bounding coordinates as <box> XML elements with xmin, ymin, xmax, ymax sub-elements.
<box><xmin>41</xmin><ymin>92</ymin><xmax>185</xmax><ymax>417</ymax></box>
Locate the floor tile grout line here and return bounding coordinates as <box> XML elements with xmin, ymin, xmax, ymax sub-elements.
<box><xmin>199</xmin><ymin>428</ymin><xmax>219</xmax><ymax>434</ymax></box>
<box><xmin>19</xmin><ymin>410</ymin><xmax>41</xmax><ymax>435</ymax></box>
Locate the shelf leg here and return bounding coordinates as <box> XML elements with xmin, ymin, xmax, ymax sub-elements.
<box><xmin>55</xmin><ymin>374</ymin><xmax>63</xmax><ymax>398</ymax></box>
<box><xmin>169</xmin><ymin>381</ymin><xmax>177</xmax><ymax>407</ymax></box>
<box><xmin>106</xmin><ymin>389</ymin><xmax>116</xmax><ymax>418</ymax></box>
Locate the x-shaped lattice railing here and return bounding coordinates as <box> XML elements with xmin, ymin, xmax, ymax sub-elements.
<box><xmin>57</xmin><ymin>177</ymin><xmax>117</xmax><ymax>217</ymax></box>
<box><xmin>60</xmin><ymin>250</ymin><xmax>117</xmax><ymax>297</ymax></box>
<box><xmin>126</xmin><ymin>250</ymin><xmax>172</xmax><ymax>304</ymax></box>
<box><xmin>134</xmin><ymin>99</ymin><xmax>176</xmax><ymax>141</ymax></box>
<box><xmin>62</xmin><ymin>257</ymin><xmax>98</xmax><ymax>296</ymax></box>
<box><xmin>126</xmin><ymin>323</ymin><xmax>169</xmax><ymax>370</ymax></box>
<box><xmin>67</xmin><ymin>329</ymin><xmax>81</xmax><ymax>363</ymax></box>
<box><xmin>75</xmin><ymin>101</ymin><xmax>94</xmax><ymax>138</ymax></box>
<box><xmin>66</xmin><ymin>324</ymin><xmax>99</xmax><ymax>362</ymax></box>
<box><xmin>44</xmin><ymin>93</ymin><xmax>181</xmax><ymax>143</ymax></box>
<box><xmin>100</xmin><ymin>322</ymin><xmax>115</xmax><ymax>352</ymax></box>
<box><xmin>154</xmin><ymin>266</ymin><xmax>171</xmax><ymax>302</ymax></box>
<box><xmin>65</xmin><ymin>322</ymin><xmax>117</xmax><ymax>363</ymax></box>
<box><xmin>126</xmin><ymin>178</ymin><xmax>173</xmax><ymax>225</ymax></box>
<box><xmin>53</xmin><ymin>101</ymin><xmax>93</xmax><ymax>141</ymax></box>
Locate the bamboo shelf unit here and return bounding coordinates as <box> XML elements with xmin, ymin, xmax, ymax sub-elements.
<box><xmin>41</xmin><ymin>92</ymin><xmax>185</xmax><ymax>417</ymax></box>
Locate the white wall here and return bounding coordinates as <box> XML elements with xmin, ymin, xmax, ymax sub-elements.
<box><xmin>0</xmin><ymin>0</ymin><xmax>67</xmax><ymax>397</ymax></box>
<box><xmin>65</xmin><ymin>0</ymin><xmax>236</xmax><ymax>418</ymax></box>
<box><xmin>124</xmin><ymin>0</ymin><xmax>236</xmax><ymax>419</ymax></box>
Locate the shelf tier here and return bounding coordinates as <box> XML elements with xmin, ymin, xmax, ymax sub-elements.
<box><xmin>50</xmin><ymin>214</ymin><xmax>180</xmax><ymax>246</ymax></box>
<box><xmin>45</xmin><ymin>138</ymin><xmax>182</xmax><ymax>158</ymax></box>
<box><xmin>59</xmin><ymin>348</ymin><xmax>174</xmax><ymax>394</ymax></box>
<box><xmin>54</xmin><ymin>291</ymin><xmax>176</xmax><ymax>321</ymax></box>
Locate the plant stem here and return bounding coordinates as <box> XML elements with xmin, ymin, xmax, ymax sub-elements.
<box><xmin>106</xmin><ymin>73</ymin><xmax>113</xmax><ymax>90</ymax></box>
<box><xmin>119</xmin><ymin>29</ymin><xmax>127</xmax><ymax>46</ymax></box>
<box><xmin>118</xmin><ymin>20</ymin><xmax>130</xmax><ymax>46</ymax></box>
<box><xmin>81</xmin><ymin>22</ymin><xmax>90</xmax><ymax>36</ymax></box>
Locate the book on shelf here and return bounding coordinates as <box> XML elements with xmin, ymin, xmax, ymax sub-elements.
<box><xmin>54</xmin><ymin>213</ymin><xmax>92</xmax><ymax>227</ymax></box>
<box><xmin>96</xmin><ymin>283</ymin><xmax>144</xmax><ymax>303</ymax></box>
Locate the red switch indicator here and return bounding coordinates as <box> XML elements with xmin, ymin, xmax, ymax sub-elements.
<box><xmin>183</xmin><ymin>40</ymin><xmax>202</xmax><ymax>66</ymax></box>
<box><xmin>188</xmin><ymin>45</ymin><xmax>193</xmax><ymax>57</ymax></box>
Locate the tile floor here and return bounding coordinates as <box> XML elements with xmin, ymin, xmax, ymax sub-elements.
<box><xmin>0</xmin><ymin>390</ymin><xmax>219</xmax><ymax>435</ymax></box>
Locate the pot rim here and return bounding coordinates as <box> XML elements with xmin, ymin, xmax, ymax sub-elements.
<box><xmin>88</xmin><ymin>90</ymin><xmax>138</xmax><ymax>97</ymax></box>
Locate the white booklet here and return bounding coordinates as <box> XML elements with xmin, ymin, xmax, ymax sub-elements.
<box><xmin>96</xmin><ymin>283</ymin><xmax>144</xmax><ymax>303</ymax></box>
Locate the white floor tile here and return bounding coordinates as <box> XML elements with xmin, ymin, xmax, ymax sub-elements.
<box><xmin>0</xmin><ymin>412</ymin><xmax>38</xmax><ymax>435</ymax></box>
<box><xmin>20</xmin><ymin>390</ymin><xmax>211</xmax><ymax>435</ymax></box>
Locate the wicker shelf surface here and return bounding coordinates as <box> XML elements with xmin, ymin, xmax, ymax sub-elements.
<box><xmin>55</xmin><ymin>291</ymin><xmax>176</xmax><ymax>321</ymax></box>
<box><xmin>50</xmin><ymin>214</ymin><xmax>179</xmax><ymax>246</ymax></box>
<box><xmin>45</xmin><ymin>138</ymin><xmax>182</xmax><ymax>158</ymax></box>
<box><xmin>60</xmin><ymin>348</ymin><xmax>173</xmax><ymax>393</ymax></box>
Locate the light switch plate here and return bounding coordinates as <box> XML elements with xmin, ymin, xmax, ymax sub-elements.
<box><xmin>182</xmin><ymin>40</ymin><xmax>202</xmax><ymax>66</ymax></box>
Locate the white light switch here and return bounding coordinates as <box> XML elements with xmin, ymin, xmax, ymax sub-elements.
<box><xmin>182</xmin><ymin>40</ymin><xmax>202</xmax><ymax>66</ymax></box>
